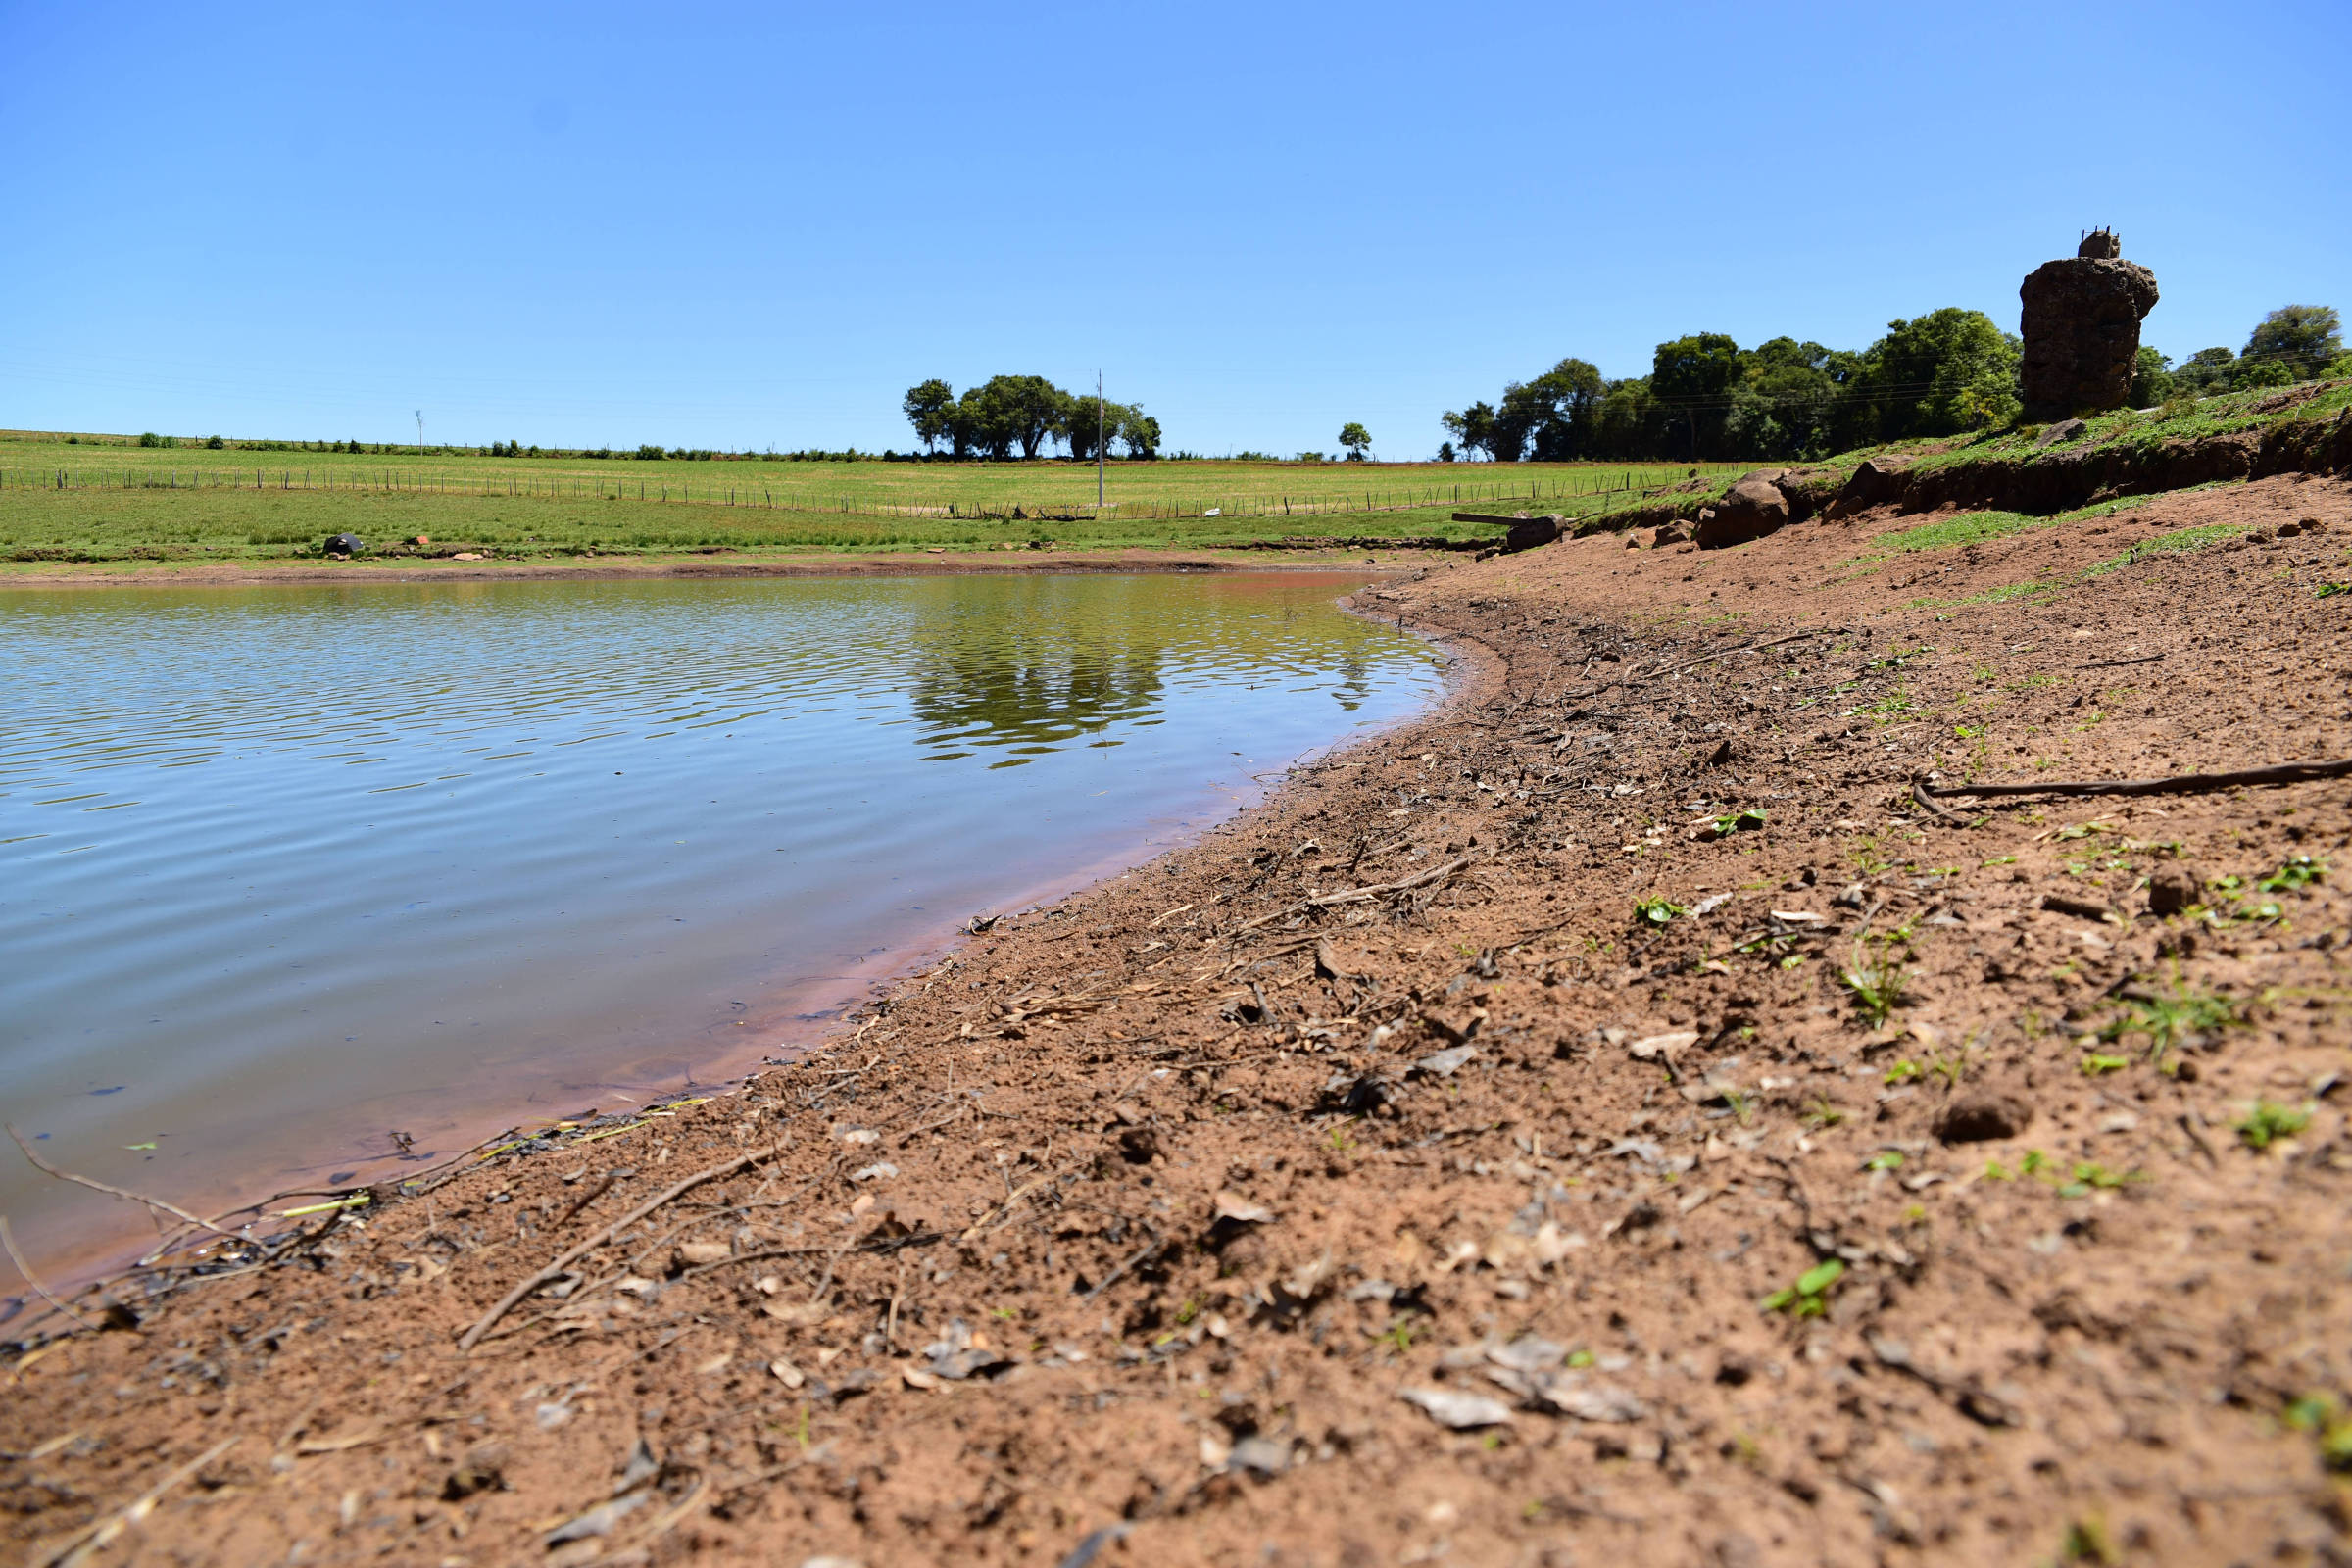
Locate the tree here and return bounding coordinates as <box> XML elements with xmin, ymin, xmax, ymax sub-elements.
<box><xmin>2243</xmin><ymin>305</ymin><xmax>2342</xmax><ymax>380</ymax></box>
<box><xmin>1650</xmin><ymin>332</ymin><xmax>1744</xmax><ymax>458</ymax></box>
<box><xmin>1727</xmin><ymin>339</ymin><xmax>1841</xmax><ymax>459</ymax></box>
<box><xmin>1338</xmin><ymin>422</ymin><xmax>1372</xmax><ymax>461</ymax></box>
<box><xmin>953</xmin><ymin>375</ymin><xmax>1061</xmax><ymax>460</ymax></box>
<box><xmin>2130</xmin><ymin>346</ymin><xmax>2175</xmax><ymax>408</ymax></box>
<box><xmin>1436</xmin><ymin>441</ymin><xmax>1456</xmax><ymax>463</ymax></box>
<box><xmin>902</xmin><ymin>379</ymin><xmax>958</xmax><ymax>454</ymax></box>
<box><xmin>2173</xmin><ymin>347</ymin><xmax>2236</xmax><ymax>396</ymax></box>
<box><xmin>1440</xmin><ymin>406</ymin><xmax>1494</xmax><ymax>461</ymax></box>
<box><xmin>1836</xmin><ymin>309</ymin><xmax>2019</xmax><ymax>443</ymax></box>
<box><xmin>1117</xmin><ymin>409</ymin><xmax>1162</xmax><ymax>459</ymax></box>
<box><xmin>1522</xmin><ymin>358</ymin><xmax>1604</xmax><ymax>461</ymax></box>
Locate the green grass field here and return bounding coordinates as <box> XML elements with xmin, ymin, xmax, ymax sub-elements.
<box><xmin>0</xmin><ymin>433</ymin><xmax>1747</xmax><ymax>566</ymax></box>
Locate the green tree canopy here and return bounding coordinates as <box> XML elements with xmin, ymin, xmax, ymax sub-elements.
<box><xmin>2173</xmin><ymin>347</ymin><xmax>2236</xmax><ymax>396</ymax></box>
<box><xmin>955</xmin><ymin>374</ymin><xmax>1066</xmax><ymax>460</ymax></box>
<box><xmin>1845</xmin><ymin>308</ymin><xmax>2021</xmax><ymax>441</ymax></box>
<box><xmin>1338</xmin><ymin>422</ymin><xmax>1372</xmax><ymax>460</ymax></box>
<box><xmin>1116</xmin><ymin>408</ymin><xmax>1162</xmax><ymax>459</ymax></box>
<box><xmin>2243</xmin><ymin>305</ymin><xmax>2343</xmax><ymax>379</ymax></box>
<box><xmin>902</xmin><ymin>379</ymin><xmax>958</xmax><ymax>453</ymax></box>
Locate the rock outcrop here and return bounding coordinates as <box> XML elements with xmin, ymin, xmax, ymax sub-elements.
<box><xmin>2019</xmin><ymin>229</ymin><xmax>2159</xmax><ymax>420</ymax></box>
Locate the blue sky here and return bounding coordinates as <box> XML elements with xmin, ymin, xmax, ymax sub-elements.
<box><xmin>3</xmin><ymin>0</ymin><xmax>2345</xmax><ymax>458</ymax></box>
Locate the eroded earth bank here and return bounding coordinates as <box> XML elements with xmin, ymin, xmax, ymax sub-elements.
<box><xmin>7</xmin><ymin>471</ymin><xmax>2352</xmax><ymax>1568</ymax></box>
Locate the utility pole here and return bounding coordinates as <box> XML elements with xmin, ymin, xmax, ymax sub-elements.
<box><xmin>1097</xmin><ymin>370</ymin><xmax>1105</xmax><ymax>508</ymax></box>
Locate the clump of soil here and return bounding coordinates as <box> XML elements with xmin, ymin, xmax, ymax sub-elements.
<box><xmin>6</xmin><ymin>474</ymin><xmax>2351</xmax><ymax>1567</ymax></box>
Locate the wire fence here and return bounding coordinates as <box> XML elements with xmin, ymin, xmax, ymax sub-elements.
<box><xmin>0</xmin><ymin>462</ymin><xmax>1747</xmax><ymax>521</ymax></box>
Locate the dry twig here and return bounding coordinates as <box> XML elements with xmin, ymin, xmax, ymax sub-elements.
<box><xmin>7</xmin><ymin>1124</ymin><xmax>241</xmax><ymax>1249</ymax></box>
<box><xmin>1919</xmin><ymin>758</ymin><xmax>2352</xmax><ymax>804</ymax></box>
<box><xmin>38</xmin><ymin>1436</ymin><xmax>238</xmax><ymax>1568</ymax></box>
<box><xmin>458</xmin><ymin>1150</ymin><xmax>767</xmax><ymax>1351</ymax></box>
<box><xmin>0</xmin><ymin>1214</ymin><xmax>99</xmax><ymax>1333</ymax></box>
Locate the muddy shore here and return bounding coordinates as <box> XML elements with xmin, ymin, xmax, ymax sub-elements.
<box><xmin>5</xmin><ymin>473</ymin><xmax>2351</xmax><ymax>1567</ymax></box>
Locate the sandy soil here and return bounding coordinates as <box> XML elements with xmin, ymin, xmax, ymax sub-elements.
<box><xmin>5</xmin><ymin>473</ymin><xmax>2351</xmax><ymax>1567</ymax></box>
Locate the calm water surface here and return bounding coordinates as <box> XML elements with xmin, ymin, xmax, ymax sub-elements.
<box><xmin>0</xmin><ymin>571</ymin><xmax>1439</xmax><ymax>1282</ymax></box>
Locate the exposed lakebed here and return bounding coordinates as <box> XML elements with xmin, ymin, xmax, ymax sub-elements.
<box><xmin>0</xmin><ymin>570</ymin><xmax>1440</xmax><ymax>1279</ymax></box>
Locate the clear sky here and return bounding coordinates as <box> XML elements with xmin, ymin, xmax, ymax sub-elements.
<box><xmin>4</xmin><ymin>0</ymin><xmax>2345</xmax><ymax>459</ymax></box>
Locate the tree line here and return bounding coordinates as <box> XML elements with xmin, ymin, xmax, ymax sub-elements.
<box><xmin>1443</xmin><ymin>304</ymin><xmax>2345</xmax><ymax>464</ymax></box>
<box><xmin>2136</xmin><ymin>305</ymin><xmax>2346</xmax><ymax>402</ymax></box>
<box><xmin>902</xmin><ymin>376</ymin><xmax>1162</xmax><ymax>461</ymax></box>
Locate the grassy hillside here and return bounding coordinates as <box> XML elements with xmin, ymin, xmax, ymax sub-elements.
<box><xmin>0</xmin><ymin>438</ymin><xmax>1747</xmax><ymax>566</ymax></box>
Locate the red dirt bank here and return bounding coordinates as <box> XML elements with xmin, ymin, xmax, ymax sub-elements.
<box><xmin>6</xmin><ymin>474</ymin><xmax>2351</xmax><ymax>1567</ymax></box>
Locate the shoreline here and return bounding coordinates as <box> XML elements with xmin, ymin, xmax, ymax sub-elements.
<box><xmin>0</xmin><ymin>544</ymin><xmax>1447</xmax><ymax>591</ymax></box>
<box><xmin>6</xmin><ymin>475</ymin><xmax>2350</xmax><ymax>1565</ymax></box>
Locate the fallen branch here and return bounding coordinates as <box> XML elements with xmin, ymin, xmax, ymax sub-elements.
<box><xmin>1234</xmin><ymin>856</ymin><xmax>1477</xmax><ymax>934</ymax></box>
<box><xmin>1910</xmin><ymin>777</ymin><xmax>1961</xmax><ymax>821</ymax></box>
<box><xmin>678</xmin><ymin>1231</ymin><xmax>943</xmax><ymax>1282</ymax></box>
<box><xmin>1</xmin><ymin>1214</ymin><xmax>99</xmax><ymax>1334</ymax></box>
<box><xmin>1634</xmin><ymin>628</ymin><xmax>1838</xmax><ymax>684</ymax></box>
<box><xmin>457</xmin><ymin>1150</ymin><xmax>765</xmax><ymax>1352</ymax></box>
<box><xmin>551</xmin><ymin>1170</ymin><xmax>625</xmax><ymax>1231</ymax></box>
<box><xmin>1081</xmin><ymin>1234</ymin><xmax>1166</xmax><ymax>1301</ymax></box>
<box><xmin>2076</xmin><ymin>653</ymin><xmax>2163</xmax><ymax>670</ymax></box>
<box><xmin>7</xmin><ymin>1124</ymin><xmax>241</xmax><ymax>1248</ymax></box>
<box><xmin>39</xmin><ymin>1435</ymin><xmax>238</xmax><ymax>1568</ymax></box>
<box><xmin>1918</xmin><ymin>758</ymin><xmax>2352</xmax><ymax>804</ymax></box>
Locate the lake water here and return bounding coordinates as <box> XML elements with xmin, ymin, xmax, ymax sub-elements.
<box><xmin>0</xmin><ymin>570</ymin><xmax>1440</xmax><ymax>1287</ymax></box>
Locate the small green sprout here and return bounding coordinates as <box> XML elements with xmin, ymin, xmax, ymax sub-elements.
<box><xmin>1804</xmin><ymin>1099</ymin><xmax>1844</xmax><ymax>1130</ymax></box>
<box><xmin>2257</xmin><ymin>855</ymin><xmax>2327</xmax><ymax>894</ymax></box>
<box><xmin>1762</xmin><ymin>1257</ymin><xmax>1846</xmax><ymax>1317</ymax></box>
<box><xmin>1883</xmin><ymin>1059</ymin><xmax>1921</xmax><ymax>1086</ymax></box>
<box><xmin>2101</xmin><ymin>974</ymin><xmax>2239</xmax><ymax>1062</ymax></box>
<box><xmin>1566</xmin><ymin>1348</ymin><xmax>1594</xmax><ymax>1368</ymax></box>
<box><xmin>2235</xmin><ymin>1101</ymin><xmax>2311</xmax><ymax>1150</ymax></box>
<box><xmin>1840</xmin><ymin>946</ymin><xmax>1910</xmax><ymax>1027</ymax></box>
<box><xmin>2079</xmin><ymin>1054</ymin><xmax>2130</xmax><ymax>1075</ymax></box>
<box><xmin>1633</xmin><ymin>896</ymin><xmax>1687</xmax><ymax>928</ymax></box>
<box><xmin>1864</xmin><ymin>1150</ymin><xmax>1904</xmax><ymax>1172</ymax></box>
<box><xmin>2284</xmin><ymin>1396</ymin><xmax>2352</xmax><ymax>1471</ymax></box>
<box><xmin>2057</xmin><ymin>1162</ymin><xmax>2137</xmax><ymax>1197</ymax></box>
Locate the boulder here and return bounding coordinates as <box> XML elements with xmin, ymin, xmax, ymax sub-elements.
<box><xmin>2033</xmin><ymin>417</ymin><xmax>2088</xmax><ymax>449</ymax></box>
<box><xmin>1692</xmin><ymin>476</ymin><xmax>1790</xmax><ymax>549</ymax></box>
<box><xmin>1828</xmin><ymin>457</ymin><xmax>1909</xmax><ymax>518</ymax></box>
<box><xmin>323</xmin><ymin>532</ymin><xmax>364</xmax><ymax>556</ymax></box>
<box><xmin>1770</xmin><ymin>468</ymin><xmax>1833</xmax><ymax>522</ymax></box>
<box><xmin>2020</xmin><ymin>233</ymin><xmax>2160</xmax><ymax>420</ymax></box>
<box><xmin>1501</xmin><ymin>514</ymin><xmax>1563</xmax><ymax>553</ymax></box>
